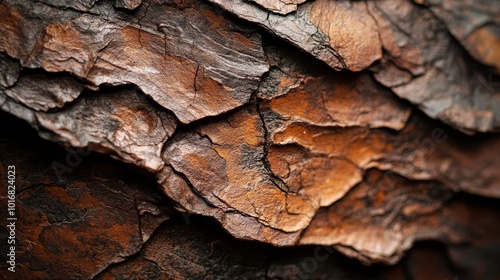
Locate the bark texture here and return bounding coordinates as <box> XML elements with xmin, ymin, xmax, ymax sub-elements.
<box><xmin>1</xmin><ymin>111</ymin><xmax>500</xmax><ymax>279</ymax></box>
<box><xmin>0</xmin><ymin>0</ymin><xmax>499</xmax><ymax>278</ymax></box>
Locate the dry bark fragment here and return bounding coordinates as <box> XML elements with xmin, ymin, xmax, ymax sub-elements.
<box><xmin>250</xmin><ymin>0</ymin><xmax>308</xmax><ymax>15</ymax></box>
<box><xmin>1</xmin><ymin>86</ymin><xmax>177</xmax><ymax>172</ymax></box>
<box><xmin>367</xmin><ymin>0</ymin><xmax>500</xmax><ymax>133</ymax></box>
<box><xmin>208</xmin><ymin>0</ymin><xmax>364</xmax><ymax>71</ymax></box>
<box><xmin>308</xmin><ymin>0</ymin><xmax>382</xmax><ymax>72</ymax></box>
<box><xmin>299</xmin><ymin>169</ymin><xmax>453</xmax><ymax>263</ymax></box>
<box><xmin>34</xmin><ymin>0</ymin><xmax>99</xmax><ymax>12</ymax></box>
<box><xmin>257</xmin><ymin>43</ymin><xmax>412</xmax><ymax>130</ymax></box>
<box><xmin>162</xmin><ymin>105</ymin><xmax>315</xmax><ymax>245</ymax></box>
<box><xmin>4</xmin><ymin>70</ymin><xmax>84</xmax><ymax>111</ymax></box>
<box><xmin>414</xmin><ymin>0</ymin><xmax>500</xmax><ymax>74</ymax></box>
<box><xmin>269</xmin><ymin>115</ymin><xmax>500</xmax><ymax>198</ymax></box>
<box><xmin>265</xmin><ymin>73</ymin><xmax>411</xmax><ymax>130</ymax></box>
<box><xmin>0</xmin><ymin>0</ymin><xmax>268</xmax><ymax>123</ymax></box>
<box><xmin>300</xmin><ymin>168</ymin><xmax>500</xmax><ymax>265</ymax></box>
<box><xmin>114</xmin><ymin>0</ymin><xmax>142</xmax><ymax>10</ymax></box>
<box><xmin>0</xmin><ymin>53</ymin><xmax>20</xmax><ymax>89</ymax></box>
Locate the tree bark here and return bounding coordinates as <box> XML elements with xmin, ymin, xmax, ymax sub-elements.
<box><xmin>1</xmin><ymin>0</ymin><xmax>499</xmax><ymax>278</ymax></box>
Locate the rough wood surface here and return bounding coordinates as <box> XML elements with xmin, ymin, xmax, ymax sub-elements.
<box><xmin>1</xmin><ymin>112</ymin><xmax>500</xmax><ymax>279</ymax></box>
<box><xmin>1</xmin><ymin>0</ymin><xmax>499</xmax><ymax>277</ymax></box>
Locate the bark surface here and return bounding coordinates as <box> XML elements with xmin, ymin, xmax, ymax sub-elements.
<box><xmin>0</xmin><ymin>0</ymin><xmax>499</xmax><ymax>278</ymax></box>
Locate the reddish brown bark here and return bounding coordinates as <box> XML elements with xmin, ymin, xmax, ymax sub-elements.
<box><xmin>1</xmin><ymin>0</ymin><xmax>500</xmax><ymax>278</ymax></box>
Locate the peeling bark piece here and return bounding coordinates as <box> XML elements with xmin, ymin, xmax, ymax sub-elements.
<box><xmin>258</xmin><ymin>44</ymin><xmax>411</xmax><ymax>130</ymax></box>
<box><xmin>114</xmin><ymin>0</ymin><xmax>142</xmax><ymax>10</ymax></box>
<box><xmin>266</xmin><ymin>73</ymin><xmax>411</xmax><ymax>130</ymax></box>
<box><xmin>367</xmin><ymin>0</ymin><xmax>500</xmax><ymax>133</ymax></box>
<box><xmin>4</xmin><ymin>69</ymin><xmax>84</xmax><ymax>111</ymax></box>
<box><xmin>0</xmin><ymin>0</ymin><xmax>268</xmax><ymax>123</ymax></box>
<box><xmin>158</xmin><ymin>166</ymin><xmax>303</xmax><ymax>246</ymax></box>
<box><xmin>366</xmin><ymin>1</ymin><xmax>428</xmax><ymax>77</ymax></box>
<box><xmin>465</xmin><ymin>24</ymin><xmax>500</xmax><ymax>74</ymax></box>
<box><xmin>270</xmin><ymin>115</ymin><xmax>500</xmax><ymax>198</ymax></box>
<box><xmin>299</xmin><ymin>169</ymin><xmax>453</xmax><ymax>264</ymax></box>
<box><xmin>377</xmin><ymin>118</ymin><xmax>500</xmax><ymax>198</ymax></box>
<box><xmin>308</xmin><ymin>0</ymin><xmax>382</xmax><ymax>72</ymax></box>
<box><xmin>0</xmin><ymin>70</ymin><xmax>175</xmax><ymax>173</ymax></box>
<box><xmin>250</xmin><ymin>0</ymin><xmax>308</xmax><ymax>15</ymax></box>
<box><xmin>416</xmin><ymin>0</ymin><xmax>500</xmax><ymax>73</ymax></box>
<box><xmin>391</xmin><ymin>67</ymin><xmax>500</xmax><ymax>133</ymax></box>
<box><xmin>163</xmin><ymin>131</ymin><xmax>232</xmax><ymax>212</ymax></box>
<box><xmin>157</xmin><ymin>166</ymin><xmax>221</xmax><ymax>218</ymax></box>
<box><xmin>163</xmin><ymin>105</ymin><xmax>315</xmax><ymax>244</ymax></box>
<box><xmin>208</xmin><ymin>0</ymin><xmax>378</xmax><ymax>71</ymax></box>
<box><xmin>36</xmin><ymin>87</ymin><xmax>176</xmax><ymax>172</ymax></box>
<box><xmin>35</xmin><ymin>0</ymin><xmax>99</xmax><ymax>12</ymax></box>
<box><xmin>3</xmin><ymin>86</ymin><xmax>178</xmax><ymax>172</ymax></box>
<box><xmin>301</xmin><ymin>182</ymin><xmax>500</xmax><ymax>267</ymax></box>
<box><xmin>267</xmin><ymin>144</ymin><xmax>363</xmax><ymax>208</ymax></box>
<box><xmin>0</xmin><ymin>52</ymin><xmax>20</xmax><ymax>88</ymax></box>
<box><xmin>0</xmin><ymin>91</ymin><xmax>39</xmax><ymax>125</ymax></box>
